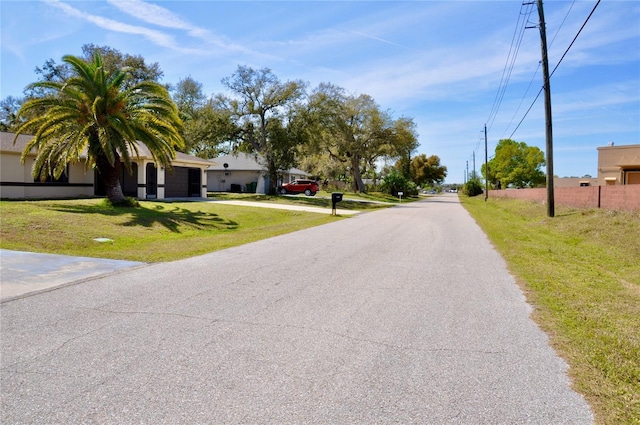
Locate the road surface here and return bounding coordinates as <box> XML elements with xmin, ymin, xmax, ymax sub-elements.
<box><xmin>0</xmin><ymin>194</ymin><xmax>593</xmax><ymax>424</ymax></box>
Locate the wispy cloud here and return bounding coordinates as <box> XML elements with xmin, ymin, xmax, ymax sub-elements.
<box><xmin>104</xmin><ymin>0</ymin><xmax>256</xmax><ymax>56</ymax></box>
<box><xmin>334</xmin><ymin>36</ymin><xmax>539</xmax><ymax>108</ymax></box>
<box><xmin>555</xmin><ymin>80</ymin><xmax>640</xmax><ymax>114</ymax></box>
<box><xmin>41</xmin><ymin>0</ymin><xmax>257</xmax><ymax>57</ymax></box>
<box><xmin>547</xmin><ymin>2</ymin><xmax>640</xmax><ymax>68</ymax></box>
<box><xmin>43</xmin><ymin>0</ymin><xmax>192</xmax><ymax>52</ymax></box>
<box><xmin>106</xmin><ymin>0</ymin><xmax>203</xmax><ymax>36</ymax></box>
<box><xmin>345</xmin><ymin>30</ymin><xmax>423</xmax><ymax>53</ymax></box>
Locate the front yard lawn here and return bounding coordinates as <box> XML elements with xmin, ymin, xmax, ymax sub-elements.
<box><xmin>0</xmin><ymin>198</ymin><xmax>342</xmax><ymax>262</ymax></box>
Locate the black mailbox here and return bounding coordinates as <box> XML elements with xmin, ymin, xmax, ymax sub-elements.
<box><xmin>331</xmin><ymin>192</ymin><xmax>343</xmax><ymax>215</ymax></box>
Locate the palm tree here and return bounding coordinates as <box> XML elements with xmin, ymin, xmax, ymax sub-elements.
<box><xmin>14</xmin><ymin>53</ymin><xmax>184</xmax><ymax>205</ymax></box>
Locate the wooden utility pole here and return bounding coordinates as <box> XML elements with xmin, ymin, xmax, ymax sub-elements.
<box><xmin>473</xmin><ymin>151</ymin><xmax>476</xmax><ymax>180</ymax></box>
<box><xmin>537</xmin><ymin>0</ymin><xmax>555</xmax><ymax>217</ymax></box>
<box><xmin>484</xmin><ymin>124</ymin><xmax>488</xmax><ymax>201</ymax></box>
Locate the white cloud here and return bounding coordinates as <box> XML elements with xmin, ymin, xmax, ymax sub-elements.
<box><xmin>43</xmin><ymin>0</ymin><xmax>191</xmax><ymax>52</ymax></box>
<box><xmin>547</xmin><ymin>2</ymin><xmax>640</xmax><ymax>68</ymax></box>
<box><xmin>41</xmin><ymin>0</ymin><xmax>259</xmax><ymax>57</ymax></box>
<box><xmin>104</xmin><ymin>0</ymin><xmax>257</xmax><ymax>56</ymax></box>
<box><xmin>555</xmin><ymin>80</ymin><xmax>640</xmax><ymax>114</ymax></box>
<box><xmin>106</xmin><ymin>0</ymin><xmax>197</xmax><ymax>32</ymax></box>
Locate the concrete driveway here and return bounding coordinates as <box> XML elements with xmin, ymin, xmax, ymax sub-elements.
<box><xmin>0</xmin><ymin>250</ymin><xmax>145</xmax><ymax>302</ymax></box>
<box><xmin>0</xmin><ymin>194</ymin><xmax>593</xmax><ymax>424</ymax></box>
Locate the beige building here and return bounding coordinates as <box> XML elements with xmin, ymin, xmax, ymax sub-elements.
<box><xmin>597</xmin><ymin>143</ymin><xmax>640</xmax><ymax>186</ymax></box>
<box><xmin>207</xmin><ymin>152</ymin><xmax>310</xmax><ymax>194</ymax></box>
<box><xmin>554</xmin><ymin>177</ymin><xmax>598</xmax><ymax>188</ymax></box>
<box><xmin>1</xmin><ymin>132</ymin><xmax>213</xmax><ymax>200</ymax></box>
<box><xmin>554</xmin><ymin>143</ymin><xmax>640</xmax><ymax>187</ymax></box>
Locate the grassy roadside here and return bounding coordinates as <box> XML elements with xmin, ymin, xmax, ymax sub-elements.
<box><xmin>0</xmin><ymin>198</ymin><xmax>349</xmax><ymax>262</ymax></box>
<box><xmin>460</xmin><ymin>196</ymin><xmax>640</xmax><ymax>425</ymax></box>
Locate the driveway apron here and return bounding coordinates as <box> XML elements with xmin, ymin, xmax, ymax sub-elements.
<box><xmin>0</xmin><ymin>250</ymin><xmax>144</xmax><ymax>302</ymax></box>
<box><xmin>0</xmin><ymin>194</ymin><xmax>593</xmax><ymax>424</ymax></box>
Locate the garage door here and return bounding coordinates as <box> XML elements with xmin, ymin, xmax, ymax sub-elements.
<box><xmin>164</xmin><ymin>166</ymin><xmax>201</xmax><ymax>198</ymax></box>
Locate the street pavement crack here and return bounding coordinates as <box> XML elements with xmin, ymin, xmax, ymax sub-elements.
<box><xmin>92</xmin><ymin>308</ymin><xmax>220</xmax><ymax>324</ymax></box>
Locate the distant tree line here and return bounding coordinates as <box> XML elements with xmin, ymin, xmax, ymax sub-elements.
<box><xmin>3</xmin><ymin>44</ymin><xmax>449</xmax><ymax>195</ymax></box>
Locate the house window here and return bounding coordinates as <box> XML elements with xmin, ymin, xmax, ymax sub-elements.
<box><xmin>36</xmin><ymin>165</ymin><xmax>69</xmax><ymax>184</ymax></box>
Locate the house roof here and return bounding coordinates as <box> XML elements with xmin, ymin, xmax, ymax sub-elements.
<box><xmin>288</xmin><ymin>167</ymin><xmax>310</xmax><ymax>176</ymax></box>
<box><xmin>207</xmin><ymin>152</ymin><xmax>265</xmax><ymax>171</ymax></box>
<box><xmin>207</xmin><ymin>152</ymin><xmax>311</xmax><ymax>176</ymax></box>
<box><xmin>1</xmin><ymin>132</ymin><xmax>37</xmax><ymax>154</ymax></box>
<box><xmin>1</xmin><ymin>131</ymin><xmax>214</xmax><ymax>167</ymax></box>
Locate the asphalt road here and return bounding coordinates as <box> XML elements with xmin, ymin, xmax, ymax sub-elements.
<box><xmin>0</xmin><ymin>194</ymin><xmax>593</xmax><ymax>424</ymax></box>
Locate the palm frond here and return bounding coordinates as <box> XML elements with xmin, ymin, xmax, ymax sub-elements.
<box><xmin>15</xmin><ymin>51</ymin><xmax>185</xmax><ymax>190</ymax></box>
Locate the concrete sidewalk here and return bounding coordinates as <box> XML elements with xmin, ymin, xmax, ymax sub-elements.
<box><xmin>207</xmin><ymin>199</ymin><xmax>359</xmax><ymax>215</ymax></box>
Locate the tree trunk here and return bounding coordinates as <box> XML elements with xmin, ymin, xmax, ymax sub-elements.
<box><xmin>350</xmin><ymin>154</ymin><xmax>366</xmax><ymax>193</ymax></box>
<box><xmin>96</xmin><ymin>153</ymin><xmax>127</xmax><ymax>205</ymax></box>
<box><xmin>266</xmin><ymin>154</ymin><xmax>279</xmax><ymax>195</ymax></box>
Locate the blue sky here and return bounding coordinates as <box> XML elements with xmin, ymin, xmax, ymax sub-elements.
<box><xmin>1</xmin><ymin>0</ymin><xmax>639</xmax><ymax>183</ymax></box>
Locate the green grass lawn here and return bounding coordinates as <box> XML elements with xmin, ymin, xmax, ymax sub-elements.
<box><xmin>461</xmin><ymin>195</ymin><xmax>640</xmax><ymax>425</ymax></box>
<box><xmin>0</xmin><ymin>198</ymin><xmax>346</xmax><ymax>262</ymax></box>
<box><xmin>0</xmin><ymin>192</ymin><xmax>400</xmax><ymax>262</ymax></box>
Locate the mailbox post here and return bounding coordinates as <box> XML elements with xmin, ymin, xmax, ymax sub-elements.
<box><xmin>331</xmin><ymin>192</ymin><xmax>343</xmax><ymax>215</ymax></box>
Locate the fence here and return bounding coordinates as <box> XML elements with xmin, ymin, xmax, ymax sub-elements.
<box><xmin>488</xmin><ymin>185</ymin><xmax>640</xmax><ymax>211</ymax></box>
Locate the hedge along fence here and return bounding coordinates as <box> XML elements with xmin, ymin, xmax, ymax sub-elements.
<box><xmin>488</xmin><ymin>185</ymin><xmax>640</xmax><ymax>211</ymax></box>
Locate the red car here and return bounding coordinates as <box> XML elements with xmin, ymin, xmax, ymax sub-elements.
<box><xmin>278</xmin><ymin>179</ymin><xmax>319</xmax><ymax>196</ymax></box>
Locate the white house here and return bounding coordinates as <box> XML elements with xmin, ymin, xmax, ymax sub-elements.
<box><xmin>207</xmin><ymin>152</ymin><xmax>311</xmax><ymax>194</ymax></box>
<box><xmin>0</xmin><ymin>131</ymin><xmax>214</xmax><ymax>200</ymax></box>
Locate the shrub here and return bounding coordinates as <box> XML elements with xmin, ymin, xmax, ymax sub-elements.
<box><xmin>380</xmin><ymin>170</ymin><xmax>418</xmax><ymax>196</ymax></box>
<box><xmin>99</xmin><ymin>197</ymin><xmax>140</xmax><ymax>208</ymax></box>
<box><xmin>464</xmin><ymin>179</ymin><xmax>484</xmax><ymax>197</ymax></box>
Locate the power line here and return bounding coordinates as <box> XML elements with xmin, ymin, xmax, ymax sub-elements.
<box><xmin>485</xmin><ymin>2</ymin><xmax>536</xmax><ymax>133</ymax></box>
<box><xmin>502</xmin><ymin>62</ymin><xmax>540</xmax><ymax>139</ymax></box>
<box><xmin>509</xmin><ymin>87</ymin><xmax>543</xmax><ymax>139</ymax></box>
<box><xmin>508</xmin><ymin>0</ymin><xmax>601</xmax><ymax>140</ymax></box>
<box><xmin>551</xmin><ymin>0</ymin><xmax>600</xmax><ymax>78</ymax></box>
<box><xmin>501</xmin><ymin>0</ymin><xmax>574</xmax><ymax>139</ymax></box>
<box><xmin>477</xmin><ymin>0</ymin><xmax>595</xmax><ymax>181</ymax></box>
<box><xmin>473</xmin><ymin>130</ymin><xmax>484</xmax><ymax>158</ymax></box>
<box><xmin>549</xmin><ymin>0</ymin><xmax>576</xmax><ymax>49</ymax></box>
